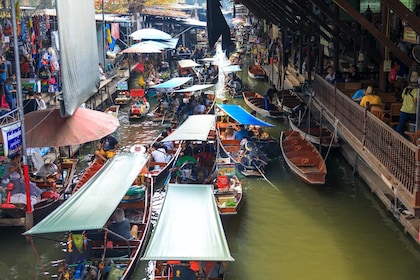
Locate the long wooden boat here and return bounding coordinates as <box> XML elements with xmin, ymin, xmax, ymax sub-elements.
<box><xmin>288</xmin><ymin>116</ymin><xmax>340</xmax><ymax>148</ymax></box>
<box><xmin>114</xmin><ymin>90</ymin><xmax>131</xmax><ymax>106</ymax></box>
<box><xmin>104</xmin><ymin>104</ymin><xmax>120</xmax><ymax>118</ymax></box>
<box><xmin>142</xmin><ymin>184</ymin><xmax>234</xmax><ymax>279</ymax></box>
<box><xmin>214</xmin><ymin>159</ymin><xmax>243</xmax><ymax>215</ymax></box>
<box><xmin>242</xmin><ymin>91</ymin><xmax>283</xmax><ymax>118</ymax></box>
<box><xmin>149</xmin><ymin>77</ymin><xmax>193</xmax><ymax>123</ymax></box>
<box><xmin>162</xmin><ymin>115</ymin><xmax>217</xmax><ymax>185</ymax></box>
<box><xmin>280</xmin><ymin>130</ymin><xmax>327</xmax><ymax>185</ymax></box>
<box><xmin>129</xmin><ymin>98</ymin><xmax>150</xmax><ymax>120</ymax></box>
<box><xmin>276</xmin><ymin>89</ymin><xmax>303</xmax><ymax>114</ymax></box>
<box><xmin>72</xmin><ymin>158</ymin><xmax>104</xmax><ymax>194</ymax></box>
<box><xmin>248</xmin><ymin>64</ymin><xmax>267</xmax><ymax>79</ymax></box>
<box><xmin>0</xmin><ymin>159</ymin><xmax>78</xmax><ymax>228</ymax></box>
<box><xmin>24</xmin><ymin>153</ymin><xmax>152</xmax><ymax>280</ymax></box>
<box><xmin>216</xmin><ymin>104</ymin><xmax>276</xmax><ymax>176</ymax></box>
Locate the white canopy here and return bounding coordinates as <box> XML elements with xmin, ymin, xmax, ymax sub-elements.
<box><xmin>161</xmin><ymin>115</ymin><xmax>215</xmax><ymax>142</ymax></box>
<box><xmin>177</xmin><ymin>59</ymin><xmax>201</xmax><ymax>68</ymax></box>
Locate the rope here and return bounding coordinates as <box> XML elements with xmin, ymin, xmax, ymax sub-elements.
<box><xmin>322</xmin><ymin>118</ymin><xmax>339</xmax><ymax>164</ymax></box>
<box><xmin>254</xmin><ymin>163</ymin><xmax>279</xmax><ymax>192</ymax></box>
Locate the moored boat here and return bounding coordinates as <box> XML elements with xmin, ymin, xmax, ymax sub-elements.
<box><xmin>0</xmin><ymin>158</ymin><xmax>78</xmax><ymax>228</ymax></box>
<box><xmin>242</xmin><ymin>91</ymin><xmax>283</xmax><ymax>118</ymax></box>
<box><xmin>280</xmin><ymin>130</ymin><xmax>327</xmax><ymax>185</ymax></box>
<box><xmin>276</xmin><ymin>89</ymin><xmax>303</xmax><ymax>114</ymax></box>
<box><xmin>141</xmin><ymin>184</ymin><xmax>234</xmax><ymax>279</ymax></box>
<box><xmin>24</xmin><ymin>153</ymin><xmax>152</xmax><ymax>280</ymax></box>
<box><xmin>288</xmin><ymin>116</ymin><xmax>340</xmax><ymax>148</ymax></box>
<box><xmin>104</xmin><ymin>104</ymin><xmax>120</xmax><ymax>118</ymax></box>
<box><xmin>248</xmin><ymin>64</ymin><xmax>267</xmax><ymax>79</ymax></box>
<box><xmin>114</xmin><ymin>90</ymin><xmax>131</xmax><ymax>106</ymax></box>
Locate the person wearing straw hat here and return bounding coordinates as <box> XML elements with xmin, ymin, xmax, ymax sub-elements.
<box><xmin>395</xmin><ymin>71</ymin><xmax>419</xmax><ymax>135</ymax></box>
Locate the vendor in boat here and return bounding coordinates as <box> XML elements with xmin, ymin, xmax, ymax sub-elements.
<box><xmin>95</xmin><ymin>134</ymin><xmax>119</xmax><ymax>162</ymax></box>
<box><xmin>107</xmin><ymin>208</ymin><xmax>131</xmax><ymax>240</ymax></box>
<box><xmin>233</xmin><ymin>124</ymin><xmax>248</xmax><ymax>140</ymax></box>
<box><xmin>150</xmin><ymin>142</ymin><xmax>171</xmax><ymax>163</ymax></box>
<box><xmin>1</xmin><ymin>153</ymin><xmax>43</xmax><ymax>206</ymax></box>
<box><xmin>264</xmin><ymin>83</ymin><xmax>277</xmax><ymax>110</ymax></box>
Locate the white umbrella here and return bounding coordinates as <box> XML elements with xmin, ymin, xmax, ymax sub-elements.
<box><xmin>130</xmin><ymin>28</ymin><xmax>172</xmax><ymax>41</ymax></box>
<box><xmin>120</xmin><ymin>42</ymin><xmax>163</xmax><ymax>54</ymax></box>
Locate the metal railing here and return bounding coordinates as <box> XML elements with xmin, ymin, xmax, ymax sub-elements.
<box><xmin>313</xmin><ymin>74</ymin><xmax>419</xmax><ymax>216</ymax></box>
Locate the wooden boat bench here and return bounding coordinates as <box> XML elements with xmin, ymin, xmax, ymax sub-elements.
<box><xmin>290</xmin><ymin>156</ymin><xmax>320</xmax><ymax>168</ymax></box>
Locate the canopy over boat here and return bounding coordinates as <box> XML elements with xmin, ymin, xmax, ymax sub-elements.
<box><xmin>222</xmin><ymin>65</ymin><xmax>242</xmax><ymax>73</ymax></box>
<box><xmin>161</xmin><ymin>114</ymin><xmax>215</xmax><ymax>142</ymax></box>
<box><xmin>24</xmin><ymin>153</ymin><xmax>149</xmax><ymax>235</ymax></box>
<box><xmin>177</xmin><ymin>59</ymin><xmax>201</xmax><ymax>68</ymax></box>
<box><xmin>217</xmin><ymin>104</ymin><xmax>274</xmax><ymax>127</ymax></box>
<box><xmin>174</xmin><ymin>84</ymin><xmax>214</xmax><ymax>93</ymax></box>
<box><xmin>141</xmin><ymin>184</ymin><xmax>234</xmax><ymax>261</ymax></box>
<box><xmin>150</xmin><ymin>77</ymin><xmax>192</xmax><ymax>89</ymax></box>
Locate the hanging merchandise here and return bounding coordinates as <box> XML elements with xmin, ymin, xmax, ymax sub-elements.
<box><xmin>105</xmin><ymin>23</ymin><xmax>116</xmax><ymax>51</ymax></box>
<box><xmin>48</xmin><ymin>47</ymin><xmax>59</xmax><ymax>73</ymax></box>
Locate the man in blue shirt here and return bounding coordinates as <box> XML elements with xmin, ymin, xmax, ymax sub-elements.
<box><xmin>4</xmin><ymin>78</ymin><xmax>16</xmax><ymax>109</ymax></box>
<box><xmin>351</xmin><ymin>88</ymin><xmax>367</xmax><ymax>102</ymax></box>
<box><xmin>234</xmin><ymin>124</ymin><xmax>248</xmax><ymax>140</ymax></box>
<box><xmin>0</xmin><ymin>56</ymin><xmax>8</xmax><ymax>100</ymax></box>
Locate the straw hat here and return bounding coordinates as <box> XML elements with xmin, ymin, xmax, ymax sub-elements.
<box><xmin>365</xmin><ymin>86</ymin><xmax>373</xmax><ymax>95</ymax></box>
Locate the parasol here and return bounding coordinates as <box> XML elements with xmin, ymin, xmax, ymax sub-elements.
<box><xmin>120</xmin><ymin>42</ymin><xmax>163</xmax><ymax>54</ymax></box>
<box><xmin>24</xmin><ymin>108</ymin><xmax>120</xmax><ymax>148</ymax></box>
<box><xmin>130</xmin><ymin>28</ymin><xmax>172</xmax><ymax>41</ymax></box>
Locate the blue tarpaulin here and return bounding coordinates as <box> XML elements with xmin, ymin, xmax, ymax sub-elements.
<box><xmin>150</xmin><ymin>77</ymin><xmax>192</xmax><ymax>89</ymax></box>
<box><xmin>217</xmin><ymin>104</ymin><xmax>274</xmax><ymax>127</ymax></box>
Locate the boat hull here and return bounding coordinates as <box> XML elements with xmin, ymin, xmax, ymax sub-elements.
<box><xmin>248</xmin><ymin>64</ymin><xmax>267</xmax><ymax>79</ymax></box>
<box><xmin>288</xmin><ymin>116</ymin><xmax>340</xmax><ymax>148</ymax></box>
<box><xmin>280</xmin><ymin>130</ymin><xmax>327</xmax><ymax>185</ymax></box>
<box><xmin>242</xmin><ymin>91</ymin><xmax>283</xmax><ymax>118</ymax></box>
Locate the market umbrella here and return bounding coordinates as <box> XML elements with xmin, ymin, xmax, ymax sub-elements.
<box><xmin>120</xmin><ymin>42</ymin><xmax>163</xmax><ymax>54</ymax></box>
<box><xmin>24</xmin><ymin>108</ymin><xmax>120</xmax><ymax>148</ymax></box>
<box><xmin>130</xmin><ymin>28</ymin><xmax>172</xmax><ymax>41</ymax></box>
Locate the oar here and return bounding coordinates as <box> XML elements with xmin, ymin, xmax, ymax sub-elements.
<box><xmin>253</xmin><ymin>163</ymin><xmax>279</xmax><ymax>192</ymax></box>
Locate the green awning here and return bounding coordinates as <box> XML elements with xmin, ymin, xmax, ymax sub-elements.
<box><xmin>161</xmin><ymin>114</ymin><xmax>215</xmax><ymax>142</ymax></box>
<box><xmin>141</xmin><ymin>184</ymin><xmax>234</xmax><ymax>261</ymax></box>
<box><xmin>24</xmin><ymin>153</ymin><xmax>149</xmax><ymax>235</ymax></box>
<box><xmin>142</xmin><ymin>184</ymin><xmax>234</xmax><ymax>261</ymax></box>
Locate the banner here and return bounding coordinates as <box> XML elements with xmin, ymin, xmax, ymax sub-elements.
<box><xmin>1</xmin><ymin>123</ymin><xmax>22</xmax><ymax>157</ymax></box>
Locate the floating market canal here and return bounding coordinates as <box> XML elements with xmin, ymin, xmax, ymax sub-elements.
<box><xmin>1</xmin><ymin>52</ymin><xmax>420</xmax><ymax>280</ymax></box>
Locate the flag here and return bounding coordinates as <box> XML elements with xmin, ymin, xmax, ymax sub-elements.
<box><xmin>206</xmin><ymin>0</ymin><xmax>233</xmax><ymax>51</ymax></box>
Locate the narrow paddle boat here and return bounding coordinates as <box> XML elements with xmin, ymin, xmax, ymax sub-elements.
<box><xmin>280</xmin><ymin>130</ymin><xmax>327</xmax><ymax>185</ymax></box>
<box><xmin>141</xmin><ymin>184</ymin><xmax>234</xmax><ymax>279</ymax></box>
<box><xmin>24</xmin><ymin>153</ymin><xmax>152</xmax><ymax>280</ymax></box>
<box><xmin>242</xmin><ymin>91</ymin><xmax>283</xmax><ymax>118</ymax></box>
<box><xmin>248</xmin><ymin>63</ymin><xmax>267</xmax><ymax>79</ymax></box>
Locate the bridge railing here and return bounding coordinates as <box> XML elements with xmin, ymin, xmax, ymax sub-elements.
<box><xmin>313</xmin><ymin>74</ymin><xmax>419</xmax><ymax>216</ymax></box>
